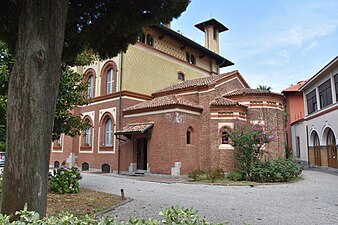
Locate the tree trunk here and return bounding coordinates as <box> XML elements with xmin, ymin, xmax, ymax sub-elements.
<box><xmin>1</xmin><ymin>0</ymin><xmax>68</xmax><ymax>217</ymax></box>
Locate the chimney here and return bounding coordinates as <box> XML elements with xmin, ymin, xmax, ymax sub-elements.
<box><xmin>195</xmin><ymin>19</ymin><xmax>228</xmax><ymax>54</ymax></box>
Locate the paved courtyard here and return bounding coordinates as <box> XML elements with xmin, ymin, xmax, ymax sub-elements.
<box><xmin>80</xmin><ymin>170</ymin><xmax>338</xmax><ymax>225</ymax></box>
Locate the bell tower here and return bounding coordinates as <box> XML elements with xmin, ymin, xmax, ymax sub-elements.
<box><xmin>195</xmin><ymin>18</ymin><xmax>228</xmax><ymax>54</ymax></box>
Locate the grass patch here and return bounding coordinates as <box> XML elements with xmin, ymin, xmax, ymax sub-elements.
<box><xmin>47</xmin><ymin>188</ymin><xmax>122</xmax><ymax>217</ymax></box>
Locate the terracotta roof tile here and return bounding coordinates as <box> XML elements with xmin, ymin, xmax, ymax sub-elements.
<box><xmin>210</xmin><ymin>96</ymin><xmax>245</xmax><ymax>107</ymax></box>
<box><xmin>116</xmin><ymin>122</ymin><xmax>154</xmax><ymax>135</ymax></box>
<box><xmin>124</xmin><ymin>95</ymin><xmax>202</xmax><ymax>112</ymax></box>
<box><xmin>223</xmin><ymin>88</ymin><xmax>283</xmax><ymax>97</ymax></box>
<box><xmin>153</xmin><ymin>71</ymin><xmax>238</xmax><ymax>94</ymax></box>
<box><xmin>282</xmin><ymin>81</ymin><xmax>307</xmax><ymax>92</ymax></box>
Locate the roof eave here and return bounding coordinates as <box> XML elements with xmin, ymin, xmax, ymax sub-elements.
<box><xmin>299</xmin><ymin>56</ymin><xmax>338</xmax><ymax>91</ymax></box>
<box><xmin>151</xmin><ymin>25</ymin><xmax>233</xmax><ymax>68</ymax></box>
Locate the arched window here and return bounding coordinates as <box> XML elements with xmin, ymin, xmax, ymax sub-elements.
<box><xmin>313</xmin><ymin>132</ymin><xmax>320</xmax><ymax>147</ymax></box>
<box><xmin>82</xmin><ymin>162</ymin><xmax>89</xmax><ymax>171</ymax></box>
<box><xmin>85</xmin><ymin>126</ymin><xmax>91</xmax><ymax>146</ymax></box>
<box><xmin>327</xmin><ymin>129</ymin><xmax>336</xmax><ymax>145</ymax></box>
<box><xmin>102</xmin><ymin>164</ymin><xmax>110</xmax><ymax>173</ymax></box>
<box><xmin>221</xmin><ymin>131</ymin><xmax>229</xmax><ymax>144</ymax></box>
<box><xmin>100</xmin><ymin>61</ymin><xmax>117</xmax><ymax>96</ymax></box>
<box><xmin>146</xmin><ymin>34</ymin><xmax>153</xmax><ymax>46</ymax></box>
<box><xmin>81</xmin><ymin>117</ymin><xmax>92</xmax><ymax>147</ymax></box>
<box><xmin>186</xmin><ymin>127</ymin><xmax>193</xmax><ymax>144</ymax></box>
<box><xmin>105</xmin><ymin>118</ymin><xmax>113</xmax><ymax>146</ymax></box>
<box><xmin>106</xmin><ymin>68</ymin><xmax>114</xmax><ymax>94</ymax></box>
<box><xmin>54</xmin><ymin>161</ymin><xmax>60</xmax><ymax>168</ymax></box>
<box><xmin>87</xmin><ymin>75</ymin><xmax>94</xmax><ymax>98</ymax></box>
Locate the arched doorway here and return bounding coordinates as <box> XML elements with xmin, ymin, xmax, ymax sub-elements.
<box><xmin>313</xmin><ymin>132</ymin><xmax>321</xmax><ymax>166</ymax></box>
<box><xmin>327</xmin><ymin>129</ymin><xmax>337</xmax><ymax>168</ymax></box>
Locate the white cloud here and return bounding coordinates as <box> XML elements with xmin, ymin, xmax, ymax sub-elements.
<box><xmin>227</xmin><ymin>1</ymin><xmax>338</xmax><ymax>60</ymax></box>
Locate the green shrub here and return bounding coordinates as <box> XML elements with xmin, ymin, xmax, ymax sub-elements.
<box><xmin>207</xmin><ymin>168</ymin><xmax>224</xmax><ymax>182</ymax></box>
<box><xmin>0</xmin><ymin>204</ymin><xmax>228</xmax><ymax>225</ymax></box>
<box><xmin>251</xmin><ymin>157</ymin><xmax>303</xmax><ymax>182</ymax></box>
<box><xmin>226</xmin><ymin>171</ymin><xmax>244</xmax><ymax>181</ymax></box>
<box><xmin>188</xmin><ymin>169</ymin><xmax>207</xmax><ymax>181</ymax></box>
<box><xmin>228</xmin><ymin>122</ymin><xmax>275</xmax><ymax>180</ymax></box>
<box><xmin>49</xmin><ymin>164</ymin><xmax>82</xmax><ymax>194</ymax></box>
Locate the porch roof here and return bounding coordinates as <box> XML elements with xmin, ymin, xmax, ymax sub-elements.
<box><xmin>115</xmin><ymin>122</ymin><xmax>154</xmax><ymax>135</ymax></box>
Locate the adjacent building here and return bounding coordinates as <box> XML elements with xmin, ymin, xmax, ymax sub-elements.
<box><xmin>290</xmin><ymin>56</ymin><xmax>338</xmax><ymax>168</ymax></box>
<box><xmin>50</xmin><ymin>19</ymin><xmax>286</xmax><ymax>175</ymax></box>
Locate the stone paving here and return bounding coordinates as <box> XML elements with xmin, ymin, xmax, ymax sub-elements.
<box><xmin>80</xmin><ymin>169</ymin><xmax>338</xmax><ymax>225</ymax></box>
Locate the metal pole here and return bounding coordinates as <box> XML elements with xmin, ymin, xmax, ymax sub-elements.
<box><xmin>117</xmin><ymin>52</ymin><xmax>124</xmax><ymax>174</ymax></box>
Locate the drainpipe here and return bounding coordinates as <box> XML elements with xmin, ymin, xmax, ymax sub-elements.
<box><xmin>117</xmin><ymin>52</ymin><xmax>124</xmax><ymax>174</ymax></box>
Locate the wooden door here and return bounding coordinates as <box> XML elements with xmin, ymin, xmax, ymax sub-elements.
<box><xmin>327</xmin><ymin>145</ymin><xmax>337</xmax><ymax>168</ymax></box>
<box><xmin>313</xmin><ymin>133</ymin><xmax>321</xmax><ymax>166</ymax></box>
<box><xmin>327</xmin><ymin>129</ymin><xmax>337</xmax><ymax>168</ymax></box>
<box><xmin>137</xmin><ymin>138</ymin><xmax>147</xmax><ymax>170</ymax></box>
<box><xmin>314</xmin><ymin>146</ymin><xmax>321</xmax><ymax>166</ymax></box>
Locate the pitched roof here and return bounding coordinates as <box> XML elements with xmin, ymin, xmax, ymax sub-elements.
<box><xmin>210</xmin><ymin>96</ymin><xmax>245</xmax><ymax>107</ymax></box>
<box><xmin>123</xmin><ymin>95</ymin><xmax>202</xmax><ymax>112</ymax></box>
<box><xmin>153</xmin><ymin>71</ymin><xmax>238</xmax><ymax>94</ymax></box>
<box><xmin>115</xmin><ymin>122</ymin><xmax>154</xmax><ymax>135</ymax></box>
<box><xmin>223</xmin><ymin>88</ymin><xmax>283</xmax><ymax>97</ymax></box>
<box><xmin>282</xmin><ymin>81</ymin><xmax>307</xmax><ymax>92</ymax></box>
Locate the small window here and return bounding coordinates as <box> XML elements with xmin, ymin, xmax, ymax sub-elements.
<box><xmin>296</xmin><ymin>136</ymin><xmax>300</xmax><ymax>157</ymax></box>
<box><xmin>54</xmin><ymin>161</ymin><xmax>60</xmax><ymax>168</ymax></box>
<box><xmin>178</xmin><ymin>72</ymin><xmax>185</xmax><ymax>81</ymax></box>
<box><xmin>214</xmin><ymin>29</ymin><xmax>218</xmax><ymax>41</ymax></box>
<box><xmin>221</xmin><ymin>131</ymin><xmax>229</xmax><ymax>144</ymax></box>
<box><xmin>186</xmin><ymin>127</ymin><xmax>193</xmax><ymax>144</ymax></box>
<box><xmin>105</xmin><ymin>118</ymin><xmax>113</xmax><ymax>146</ymax></box>
<box><xmin>187</xmin><ymin>130</ymin><xmax>191</xmax><ymax>144</ymax></box>
<box><xmin>146</xmin><ymin>34</ymin><xmax>153</xmax><ymax>46</ymax></box>
<box><xmin>185</xmin><ymin>52</ymin><xmax>196</xmax><ymax>65</ymax></box>
<box><xmin>82</xmin><ymin>162</ymin><xmax>89</xmax><ymax>171</ymax></box>
<box><xmin>102</xmin><ymin>164</ymin><xmax>110</xmax><ymax>173</ymax></box>
<box><xmin>87</xmin><ymin>75</ymin><xmax>94</xmax><ymax>98</ymax></box>
<box><xmin>190</xmin><ymin>54</ymin><xmax>196</xmax><ymax>65</ymax></box>
<box><xmin>186</xmin><ymin>52</ymin><xmax>190</xmax><ymax>62</ymax></box>
<box><xmin>106</xmin><ymin>68</ymin><xmax>114</xmax><ymax>94</ymax></box>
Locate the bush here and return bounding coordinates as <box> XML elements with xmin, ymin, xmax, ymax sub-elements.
<box><xmin>49</xmin><ymin>164</ymin><xmax>82</xmax><ymax>194</ymax></box>
<box><xmin>226</xmin><ymin>171</ymin><xmax>244</xmax><ymax>181</ymax></box>
<box><xmin>251</xmin><ymin>157</ymin><xmax>303</xmax><ymax>182</ymax></box>
<box><xmin>228</xmin><ymin>122</ymin><xmax>275</xmax><ymax>180</ymax></box>
<box><xmin>188</xmin><ymin>169</ymin><xmax>207</xmax><ymax>181</ymax></box>
<box><xmin>0</xmin><ymin>204</ymin><xmax>228</xmax><ymax>225</ymax></box>
<box><xmin>207</xmin><ymin>168</ymin><xmax>224</xmax><ymax>182</ymax></box>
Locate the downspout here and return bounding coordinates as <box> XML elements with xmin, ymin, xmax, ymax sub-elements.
<box><xmin>306</xmin><ymin>125</ymin><xmax>310</xmax><ymax>169</ymax></box>
<box><xmin>117</xmin><ymin>52</ymin><xmax>124</xmax><ymax>174</ymax></box>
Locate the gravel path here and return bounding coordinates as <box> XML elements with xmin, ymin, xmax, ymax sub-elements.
<box><xmin>80</xmin><ymin>170</ymin><xmax>338</xmax><ymax>225</ymax></box>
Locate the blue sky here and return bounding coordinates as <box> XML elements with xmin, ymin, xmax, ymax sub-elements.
<box><xmin>171</xmin><ymin>0</ymin><xmax>338</xmax><ymax>92</ymax></box>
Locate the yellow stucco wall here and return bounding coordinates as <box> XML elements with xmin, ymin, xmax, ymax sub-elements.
<box><xmin>79</xmin><ymin>26</ymin><xmax>223</xmax><ymax>96</ymax></box>
<box><xmin>121</xmin><ymin>44</ymin><xmax>210</xmax><ymax>95</ymax></box>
